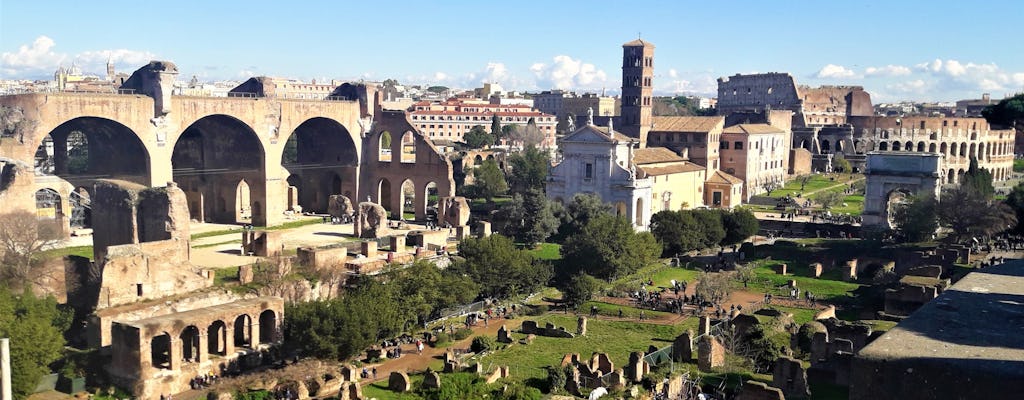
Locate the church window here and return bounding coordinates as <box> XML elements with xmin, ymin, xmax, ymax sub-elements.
<box><xmin>585</xmin><ymin>163</ymin><xmax>593</xmax><ymax>179</ymax></box>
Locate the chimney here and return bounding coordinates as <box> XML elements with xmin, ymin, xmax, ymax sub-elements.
<box><xmin>982</xmin><ymin>93</ymin><xmax>991</xmax><ymax>102</ymax></box>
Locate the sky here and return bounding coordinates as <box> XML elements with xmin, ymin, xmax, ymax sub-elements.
<box><xmin>2</xmin><ymin>0</ymin><xmax>1023</xmax><ymax>103</ymax></box>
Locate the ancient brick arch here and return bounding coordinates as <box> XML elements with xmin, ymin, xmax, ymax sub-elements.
<box><xmin>171</xmin><ymin>114</ymin><xmax>268</xmax><ymax>224</ymax></box>
<box><xmin>279</xmin><ymin>117</ymin><xmax>359</xmax><ymax>212</ymax></box>
<box><xmin>109</xmin><ymin>297</ymin><xmax>284</xmax><ymax>399</ymax></box>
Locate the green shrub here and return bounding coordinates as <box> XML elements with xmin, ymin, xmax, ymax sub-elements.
<box><xmin>471</xmin><ymin>336</ymin><xmax>495</xmax><ymax>353</ymax></box>
<box><xmin>526</xmin><ymin>305</ymin><xmax>548</xmax><ymax>316</ymax></box>
<box><xmin>452</xmin><ymin>328</ymin><xmax>474</xmax><ymax>340</ymax></box>
<box><xmin>546</xmin><ymin>365</ymin><xmax>566</xmax><ymax>393</ymax></box>
<box><xmin>434</xmin><ymin>331</ymin><xmax>451</xmax><ymax>347</ymax></box>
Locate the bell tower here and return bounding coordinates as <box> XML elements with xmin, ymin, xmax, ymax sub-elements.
<box><xmin>620</xmin><ymin>38</ymin><xmax>654</xmax><ymax>143</ymax></box>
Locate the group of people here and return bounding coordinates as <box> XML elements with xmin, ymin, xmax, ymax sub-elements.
<box><xmin>320</xmin><ymin>214</ymin><xmax>352</xmax><ymax>224</ymax></box>
<box><xmin>360</xmin><ymin>367</ymin><xmax>378</xmax><ymax>380</ymax></box>
<box><xmin>187</xmin><ymin>372</ymin><xmax>219</xmax><ymax>390</ymax></box>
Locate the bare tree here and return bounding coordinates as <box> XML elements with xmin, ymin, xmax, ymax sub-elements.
<box><xmin>797</xmin><ymin>174</ymin><xmax>813</xmax><ymax>191</ymax></box>
<box><xmin>0</xmin><ymin>210</ymin><xmax>66</xmax><ymax>288</ymax></box>
<box><xmin>695</xmin><ymin>271</ymin><xmax>734</xmax><ymax>304</ymax></box>
<box><xmin>761</xmin><ymin>181</ymin><xmax>780</xmax><ymax>197</ymax></box>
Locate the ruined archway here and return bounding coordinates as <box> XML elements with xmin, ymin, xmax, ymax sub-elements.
<box><xmin>280</xmin><ymin>118</ymin><xmax>359</xmax><ymax>213</ymax></box>
<box><xmin>821</xmin><ymin>140</ymin><xmax>831</xmax><ymax>153</ymax></box>
<box><xmin>233</xmin><ymin>314</ymin><xmax>252</xmax><ymax>349</ymax></box>
<box><xmin>235</xmin><ymin>180</ymin><xmax>252</xmax><ymax>224</ymax></box>
<box><xmin>33</xmin><ymin>117</ymin><xmax>151</xmax><ymax>184</ymax></box>
<box><xmin>378</xmin><ymin>178</ymin><xmax>393</xmax><ymax>216</ymax></box>
<box><xmin>151</xmin><ymin>332</ymin><xmax>171</xmax><ymax>370</ymax></box>
<box><xmin>207</xmin><ymin>320</ymin><xmax>227</xmax><ymax>356</ymax></box>
<box><xmin>400</xmin><ymin>179</ymin><xmax>415</xmax><ymax>220</ymax></box>
<box><xmin>70</xmin><ymin>186</ymin><xmax>91</xmax><ymax>228</ymax></box>
<box><xmin>885</xmin><ymin>190</ymin><xmax>910</xmax><ymax>228</ymax></box>
<box><xmin>180</xmin><ymin>325</ymin><xmax>200</xmax><ymax>363</ymax></box>
<box><xmin>879</xmin><ymin>142</ymin><xmax>889</xmax><ymax>151</ymax></box>
<box><xmin>400</xmin><ymin>131</ymin><xmax>416</xmax><ymax>163</ymax></box>
<box><xmin>172</xmin><ymin>115</ymin><xmax>266</xmax><ymax>225</ymax></box>
<box><xmin>424</xmin><ymin>181</ymin><xmax>439</xmax><ymax>222</ymax></box>
<box><xmin>379</xmin><ymin>131</ymin><xmax>393</xmax><ymax>162</ymax></box>
<box><xmin>259</xmin><ymin>309</ymin><xmax>277</xmax><ymax>344</ymax></box>
<box><xmin>892</xmin><ymin>141</ymin><xmax>901</xmax><ymax>151</ymax></box>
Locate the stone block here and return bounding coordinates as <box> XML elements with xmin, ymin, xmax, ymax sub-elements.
<box><xmin>238</xmin><ymin>264</ymin><xmax>254</xmax><ymax>284</ymax></box>
<box><xmin>672</xmin><ymin>330</ymin><xmax>694</xmax><ymax>362</ymax></box>
<box><xmin>625</xmin><ymin>351</ymin><xmax>649</xmax><ymax>383</ymax></box>
<box><xmin>698</xmin><ymin>316</ymin><xmax>711</xmax><ymax>336</ymax></box>
<box><xmin>443</xmin><ymin>360</ymin><xmax>458</xmax><ymax>373</ymax></box>
<box><xmin>478</xmin><ymin>221</ymin><xmax>491</xmax><ymax>237</ymax></box>
<box><xmin>389</xmin><ymin>235</ymin><xmax>406</xmax><ymax>252</ymax></box>
<box><xmin>328</xmin><ymin>195</ymin><xmax>353</xmax><ymax>217</ymax></box>
<box><xmin>577</xmin><ymin>316</ymin><xmax>587</xmax><ymax>336</ymax></box>
<box><xmin>697</xmin><ymin>336</ymin><xmax>725</xmax><ymax>372</ymax></box>
<box><xmin>777</xmin><ymin>264</ymin><xmax>788</xmax><ymax>275</ymax></box>
<box><xmin>520</xmin><ymin>320</ymin><xmax>538</xmax><ymax>334</ymax></box>
<box><xmin>560</xmin><ymin>353</ymin><xmax>580</xmax><ymax>367</ymax></box>
<box><xmin>497</xmin><ymin>325</ymin><xmax>512</xmax><ymax>343</ymax></box>
<box><xmin>906</xmin><ymin>264</ymin><xmax>942</xmax><ymax>278</ymax></box>
<box><xmin>811</xmin><ymin>262</ymin><xmax>823</xmax><ymax>278</ymax></box>
<box><xmin>439</xmin><ymin>196</ymin><xmax>470</xmax><ymax>227</ymax></box>
<box><xmin>361</xmin><ymin>241</ymin><xmax>378</xmax><ymax>258</ymax></box>
<box><xmin>468</xmin><ymin>363</ymin><xmax>483</xmax><ymax>374</ymax></box>
<box><xmin>388</xmin><ymin>371</ymin><xmax>410</xmax><ymax>392</ymax></box>
<box><xmin>340</xmin><ymin>365</ymin><xmax>358</xmax><ymax>382</ymax></box>
<box><xmin>422</xmin><ymin>370</ymin><xmax>441</xmax><ymax>390</ymax></box>
<box><xmin>773</xmin><ymin>356</ymin><xmax>810</xmax><ymax>399</ymax></box>
<box><xmin>591</xmin><ymin>352</ymin><xmax>613</xmax><ymax>375</ymax></box>
<box><xmin>736</xmin><ymin>381</ymin><xmax>785</xmax><ymax>400</ymax></box>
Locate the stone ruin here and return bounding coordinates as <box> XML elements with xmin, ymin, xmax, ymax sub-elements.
<box><xmin>624</xmin><ymin>351</ymin><xmax>651</xmax><ymax>383</ymax></box>
<box><xmin>438</xmin><ymin>196</ymin><xmax>470</xmax><ymax>227</ymax></box>
<box><xmin>242</xmin><ymin>229</ymin><xmax>283</xmax><ymax>257</ymax></box>
<box><xmin>561</xmin><ymin>352</ymin><xmax>626</xmax><ymax>392</ymax></box>
<box><xmin>483</xmin><ymin>365</ymin><xmax>511</xmax><ymax>384</ymax></box>
<box><xmin>577</xmin><ymin>316</ymin><xmax>587</xmax><ymax>336</ymax></box>
<box><xmin>520</xmin><ymin>320</ymin><xmax>575</xmax><ymax>338</ymax></box>
<box><xmin>355</xmin><ymin>201</ymin><xmax>388</xmax><ymax>238</ymax></box>
<box><xmin>736</xmin><ymin>381</ymin><xmax>785</xmax><ymax>400</ymax></box>
<box><xmin>671</xmin><ymin>330</ymin><xmax>694</xmax><ymax>362</ymax></box>
<box><xmin>328</xmin><ymin>195</ymin><xmax>354</xmax><ymax>218</ymax></box>
<box><xmin>773</xmin><ymin>356</ymin><xmax>810</xmax><ymax>399</ymax></box>
<box><xmin>883</xmin><ymin>273</ymin><xmax>949</xmax><ymax>317</ymax></box>
<box><xmin>697</xmin><ymin>335</ymin><xmax>725</xmax><ymax>372</ymax></box>
<box><xmin>497</xmin><ymin>325</ymin><xmax>512</xmax><ymax>343</ymax></box>
<box><xmin>388</xmin><ymin>371</ymin><xmax>411</xmax><ymax>392</ymax></box>
<box><xmin>422</xmin><ymin>370</ymin><xmax>441</xmax><ymax>389</ymax></box>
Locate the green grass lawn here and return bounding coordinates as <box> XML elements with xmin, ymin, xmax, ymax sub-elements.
<box><xmin>478</xmin><ymin>313</ymin><xmax>694</xmax><ymax>383</ymax></box>
<box><xmin>528</xmin><ymin>243</ymin><xmax>561</xmax><ymax>260</ymax></box>
<box><xmin>763</xmin><ymin>305</ymin><xmax>820</xmax><ymax>325</ymax></box>
<box><xmin>747</xmin><ymin>259</ymin><xmax>861</xmax><ymax>302</ymax></box>
<box><xmin>580</xmin><ymin>300</ymin><xmax>674</xmax><ymax>320</ymax></box>
<box><xmin>1014</xmin><ymin>158</ymin><xmax>1024</xmax><ymax>172</ymax></box>
<box><xmin>40</xmin><ymin>245</ymin><xmax>93</xmax><ymax>260</ymax></box>
<box><xmin>768</xmin><ymin>174</ymin><xmax>862</xmax><ymax>199</ymax></box>
<box><xmin>831</xmin><ymin>194</ymin><xmax>864</xmax><ymax>216</ymax></box>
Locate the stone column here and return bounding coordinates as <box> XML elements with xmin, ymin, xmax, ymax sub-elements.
<box><xmin>51</xmin><ymin>133</ymin><xmax>69</xmax><ymax>175</ymax></box>
<box><xmin>2</xmin><ymin>338</ymin><xmax>12</xmax><ymax>400</ymax></box>
<box><xmin>251</xmin><ymin>322</ymin><xmax>261</xmax><ymax>347</ymax></box>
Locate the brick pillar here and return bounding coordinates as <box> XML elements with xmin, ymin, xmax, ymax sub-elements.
<box><xmin>197</xmin><ymin>332</ymin><xmax>208</xmax><ymax>363</ymax></box>
<box><xmin>168</xmin><ymin>337</ymin><xmax>181</xmax><ymax>371</ymax></box>
<box><xmin>251</xmin><ymin>322</ymin><xmax>261</xmax><ymax>347</ymax></box>
<box><xmin>224</xmin><ymin>326</ymin><xmax>235</xmax><ymax>355</ymax></box>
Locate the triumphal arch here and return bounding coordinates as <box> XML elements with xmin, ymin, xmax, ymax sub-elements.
<box><xmin>861</xmin><ymin>151</ymin><xmax>942</xmax><ymax>229</ymax></box>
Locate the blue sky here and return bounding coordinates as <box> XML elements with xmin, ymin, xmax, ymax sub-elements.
<box><xmin>2</xmin><ymin>0</ymin><xmax>1023</xmax><ymax>102</ymax></box>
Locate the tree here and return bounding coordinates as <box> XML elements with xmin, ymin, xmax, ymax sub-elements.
<box><xmin>761</xmin><ymin>181</ymin><xmax>780</xmax><ymax>197</ymax></box>
<box><xmin>814</xmin><ymin>190</ymin><xmax>844</xmax><ymax>210</ymax></box>
<box><xmin>982</xmin><ymin>93</ymin><xmax>1024</xmax><ymax>132</ymax></box>
<box><xmin>561</xmin><ymin>214</ymin><xmax>660</xmax><ymax>280</ymax></box>
<box><xmin>500</xmin><ymin>125</ymin><xmax>515</xmax><ymax>140</ymax></box>
<box><xmin>936</xmin><ymin>185</ymin><xmax>1016</xmax><ymax>243</ymax></box>
<box><xmin>890</xmin><ymin>194</ymin><xmax>938</xmax><ymax>243</ymax></box>
<box><xmin>694</xmin><ymin>271</ymin><xmax>732</xmax><ymax>304</ymax></box>
<box><xmin>562</xmin><ymin>273</ymin><xmax>601</xmax><ymax>307</ymax></box>
<box><xmin>734</xmin><ymin>263</ymin><xmax>756</xmax><ymax>287</ymax></box>
<box><xmin>0</xmin><ymin>288</ymin><xmax>70</xmax><ymax>399</ymax></box>
<box><xmin>1004</xmin><ymin>182</ymin><xmax>1024</xmax><ymax>234</ymax></box>
<box><xmin>961</xmin><ymin>157</ymin><xmax>995</xmax><ymax>201</ymax></box>
<box><xmin>491</xmin><ymin>113</ymin><xmax>502</xmax><ymax>137</ymax></box>
<box><xmin>721</xmin><ymin>208</ymin><xmax>759</xmax><ymax>245</ymax></box>
<box><xmin>284</xmin><ymin>278</ymin><xmax>403</xmax><ymax>361</ymax></box>
<box><xmin>650</xmin><ymin>210</ymin><xmax>702</xmax><ymax>256</ymax></box>
<box><xmin>507</xmin><ymin>145</ymin><xmax>551</xmax><ymax>193</ymax></box>
<box><xmin>426</xmin><ymin>86</ymin><xmax>449</xmax><ymax>94</ymax></box>
<box><xmin>498</xmin><ymin>190</ymin><xmax>559</xmax><ymax>248</ymax></box>
<box><xmin>833</xmin><ymin>156</ymin><xmax>851</xmax><ymax>173</ymax></box>
<box><xmin>471</xmin><ymin>159</ymin><xmax>508</xmax><ymax>202</ymax></box>
<box><xmin>511</xmin><ymin>122</ymin><xmax>547</xmax><ymax>148</ymax></box>
<box><xmin>692</xmin><ymin>209</ymin><xmax>726</xmax><ymax>249</ymax></box>
<box><xmin>797</xmin><ymin>174</ymin><xmax>813</xmax><ymax>191</ymax></box>
<box><xmin>453</xmin><ymin>234</ymin><xmax>551</xmax><ymax>298</ymax></box>
<box><xmin>463</xmin><ymin>126</ymin><xmax>494</xmax><ymax>149</ymax></box>
<box><xmin>385</xmin><ymin>260</ymin><xmax>479</xmax><ymax>328</ymax></box>
<box><xmin>0</xmin><ymin>210</ymin><xmax>66</xmax><ymax>290</ymax></box>
<box><xmin>555</xmin><ymin>193</ymin><xmax>612</xmax><ymax>242</ymax></box>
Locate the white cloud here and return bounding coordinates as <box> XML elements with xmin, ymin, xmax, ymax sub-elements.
<box><xmin>887</xmin><ymin>79</ymin><xmax>928</xmax><ymax>94</ymax></box>
<box><xmin>530</xmin><ymin>55</ymin><xmax>607</xmax><ymax>90</ymax></box>
<box><xmin>0</xmin><ymin>36</ymin><xmax>156</xmax><ymax>79</ymax></box>
<box><xmin>864</xmin><ymin>65</ymin><xmax>911</xmax><ymax>77</ymax></box>
<box><xmin>668</xmin><ymin>68</ymin><xmax>679</xmax><ymax>79</ymax></box>
<box><xmin>911</xmin><ymin>58</ymin><xmax>1020</xmax><ymax>94</ymax></box>
<box><xmin>815</xmin><ymin>64</ymin><xmax>858</xmax><ymax>79</ymax></box>
<box><xmin>0</xmin><ymin>36</ymin><xmax>66</xmax><ymax>77</ymax></box>
<box><xmin>433</xmin><ymin>72</ymin><xmax>449</xmax><ymax>82</ymax></box>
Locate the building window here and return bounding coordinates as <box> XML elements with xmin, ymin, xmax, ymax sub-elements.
<box><xmin>584</xmin><ymin>163</ymin><xmax>593</xmax><ymax>179</ymax></box>
<box><xmin>734</xmin><ymin>141</ymin><xmax>743</xmax><ymax>150</ymax></box>
<box><xmin>721</xmin><ymin>141</ymin><xmax>729</xmax><ymax>149</ymax></box>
